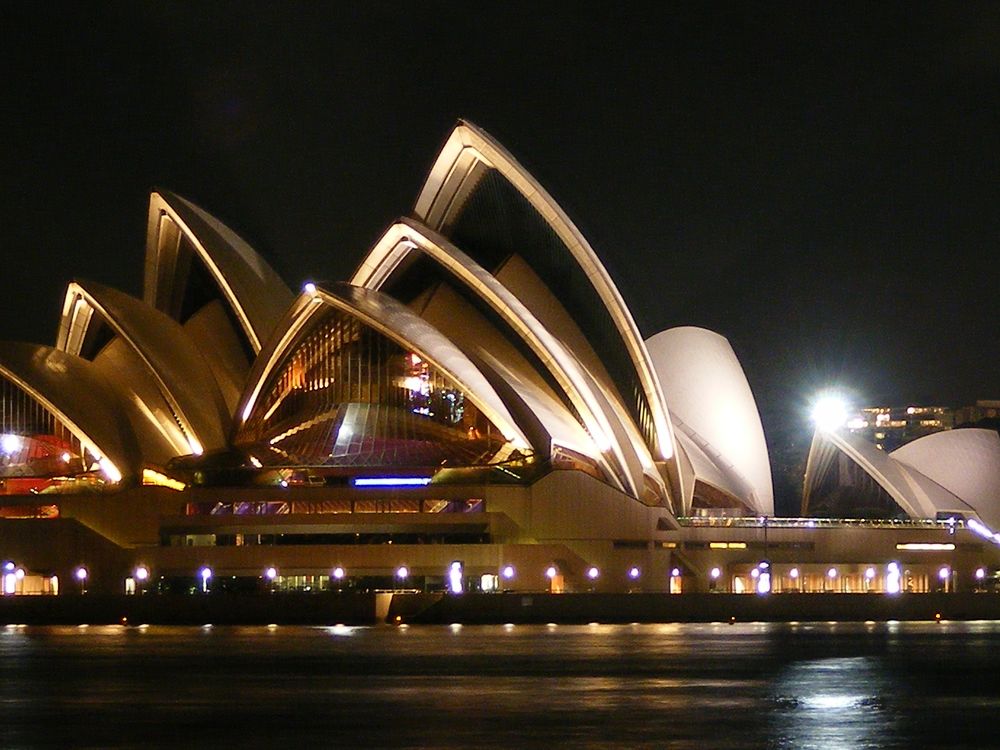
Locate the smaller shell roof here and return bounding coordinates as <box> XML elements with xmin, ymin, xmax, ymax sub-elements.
<box><xmin>803</xmin><ymin>428</ymin><xmax>980</xmax><ymax>522</ymax></box>
<box><xmin>145</xmin><ymin>190</ymin><xmax>293</xmax><ymax>353</ymax></box>
<box><xmin>646</xmin><ymin>326</ymin><xmax>772</xmax><ymax>515</ymax></box>
<box><xmin>0</xmin><ymin>342</ymin><xmax>140</xmax><ymax>481</ymax></box>
<box><xmin>58</xmin><ymin>281</ymin><xmax>230</xmax><ymax>454</ymax></box>
<box><xmin>892</xmin><ymin>429</ymin><xmax>1000</xmax><ymax>529</ymax></box>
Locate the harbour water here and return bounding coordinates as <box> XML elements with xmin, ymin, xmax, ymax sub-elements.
<box><xmin>1</xmin><ymin>621</ymin><xmax>999</xmax><ymax>748</ymax></box>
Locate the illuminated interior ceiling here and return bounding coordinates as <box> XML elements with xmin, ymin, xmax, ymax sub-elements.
<box><xmin>0</xmin><ymin>342</ymin><xmax>140</xmax><ymax>484</ymax></box>
<box><xmin>234</xmin><ymin>283</ymin><xmax>532</xmax><ymax>469</ymax></box>
<box><xmin>412</xmin><ymin>122</ymin><xmax>681</xmax><ymax>484</ymax></box>
<box><xmin>56</xmin><ymin>281</ymin><xmax>229</xmax><ymax>459</ymax></box>
<box><xmin>350</xmin><ymin>218</ymin><xmax>667</xmax><ymax>504</ymax></box>
<box><xmin>646</xmin><ymin>326</ymin><xmax>773</xmax><ymax>516</ymax></box>
<box><xmin>802</xmin><ymin>428</ymin><xmax>981</xmax><ymax>522</ymax></box>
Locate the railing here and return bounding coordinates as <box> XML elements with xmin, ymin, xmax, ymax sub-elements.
<box><xmin>676</xmin><ymin>516</ymin><xmax>964</xmax><ymax>530</ymax></box>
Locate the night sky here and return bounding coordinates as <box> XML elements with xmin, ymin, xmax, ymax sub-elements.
<box><xmin>3</xmin><ymin>5</ymin><xmax>998</xmax><ymax>511</ymax></box>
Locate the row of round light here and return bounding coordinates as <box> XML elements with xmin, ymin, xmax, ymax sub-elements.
<box><xmin>83</xmin><ymin>561</ymin><xmax>995</xmax><ymax>594</ymax></box>
<box><xmin>718</xmin><ymin>561</ymin><xmax>989</xmax><ymax>594</ymax></box>
<box><xmin>129</xmin><ymin>564</ymin><xmax>676</xmax><ymax>588</ymax></box>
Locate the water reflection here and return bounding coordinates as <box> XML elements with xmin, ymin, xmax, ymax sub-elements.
<box><xmin>0</xmin><ymin>622</ymin><xmax>999</xmax><ymax>748</ymax></box>
<box><xmin>771</xmin><ymin>656</ymin><xmax>897</xmax><ymax>749</ymax></box>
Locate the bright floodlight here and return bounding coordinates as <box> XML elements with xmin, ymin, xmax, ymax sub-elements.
<box><xmin>0</xmin><ymin>434</ymin><xmax>22</xmax><ymax>454</ymax></box>
<box><xmin>789</xmin><ymin>567</ymin><xmax>800</xmax><ymax>579</ymax></box>
<box><xmin>938</xmin><ymin>566</ymin><xmax>950</xmax><ymax>581</ymax></box>
<box><xmin>710</xmin><ymin>567</ymin><xmax>721</xmax><ymax>580</ymax></box>
<box><xmin>75</xmin><ymin>566</ymin><xmax>88</xmax><ymax>581</ymax></box>
<box><xmin>586</xmin><ymin>566</ymin><xmax>599</xmax><ymax>580</ymax></box>
<box><xmin>545</xmin><ymin>566</ymin><xmax>557</xmax><ymax>579</ymax></box>
<box><xmin>628</xmin><ymin>566</ymin><xmax>641</xmax><ymax>580</ymax></box>
<box><xmin>827</xmin><ymin>567</ymin><xmax>837</xmax><ymax>579</ymax></box>
<box><xmin>976</xmin><ymin>567</ymin><xmax>987</xmax><ymax>580</ymax></box>
<box><xmin>865</xmin><ymin>567</ymin><xmax>876</xmax><ymax>580</ymax></box>
<box><xmin>264</xmin><ymin>566</ymin><xmax>278</xmax><ymax>580</ymax></box>
<box><xmin>332</xmin><ymin>566</ymin><xmax>345</xmax><ymax>580</ymax></box>
<box><xmin>303</xmin><ymin>282</ymin><xmax>317</xmax><ymax>296</ymax></box>
<box><xmin>200</xmin><ymin>567</ymin><xmax>212</xmax><ymax>580</ymax></box>
<box><xmin>501</xmin><ymin>565</ymin><xmax>515</xmax><ymax>580</ymax></box>
<box><xmin>811</xmin><ymin>393</ymin><xmax>849</xmax><ymax>432</ymax></box>
<box><xmin>396</xmin><ymin>566</ymin><xmax>409</xmax><ymax>579</ymax></box>
<box><xmin>671</xmin><ymin>568</ymin><xmax>681</xmax><ymax>578</ymax></box>
<box><xmin>134</xmin><ymin>565</ymin><xmax>149</xmax><ymax>581</ymax></box>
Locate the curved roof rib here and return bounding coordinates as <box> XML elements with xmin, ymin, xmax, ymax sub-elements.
<box><xmin>351</xmin><ymin>218</ymin><xmax>669</xmax><ymax>505</ymax></box>
<box><xmin>235</xmin><ymin>283</ymin><xmax>531</xmax><ymax>456</ymax></box>
<box><xmin>413</xmin><ymin>122</ymin><xmax>678</xmax><ymax>472</ymax></box>
<box><xmin>144</xmin><ymin>190</ymin><xmax>293</xmax><ymax>354</ymax></box>
<box><xmin>56</xmin><ymin>281</ymin><xmax>229</xmax><ymax>456</ymax></box>
<box><xmin>802</xmin><ymin>428</ymin><xmax>977</xmax><ymax>521</ymax></box>
<box><xmin>645</xmin><ymin>327</ymin><xmax>773</xmax><ymax>515</ymax></box>
<box><xmin>0</xmin><ymin>342</ymin><xmax>140</xmax><ymax>483</ymax></box>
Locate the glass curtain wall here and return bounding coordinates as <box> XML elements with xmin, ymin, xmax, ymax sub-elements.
<box><xmin>237</xmin><ymin>306</ymin><xmax>516</xmax><ymax>468</ymax></box>
<box><xmin>0</xmin><ymin>376</ymin><xmax>108</xmax><ymax>494</ymax></box>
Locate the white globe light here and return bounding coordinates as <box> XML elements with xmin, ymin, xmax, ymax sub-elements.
<box><xmin>0</xmin><ymin>434</ymin><xmax>22</xmax><ymax>455</ymax></box>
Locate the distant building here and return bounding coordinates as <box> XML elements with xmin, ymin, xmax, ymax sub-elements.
<box><xmin>955</xmin><ymin>400</ymin><xmax>1000</xmax><ymax>426</ymax></box>
<box><xmin>846</xmin><ymin>405</ymin><xmax>954</xmax><ymax>452</ymax></box>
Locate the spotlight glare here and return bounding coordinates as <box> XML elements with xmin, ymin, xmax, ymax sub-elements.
<box><xmin>811</xmin><ymin>393</ymin><xmax>850</xmax><ymax>432</ymax></box>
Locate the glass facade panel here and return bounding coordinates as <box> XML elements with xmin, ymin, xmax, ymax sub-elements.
<box><xmin>0</xmin><ymin>376</ymin><xmax>114</xmax><ymax>494</ymax></box>
<box><xmin>237</xmin><ymin>306</ymin><xmax>518</xmax><ymax>468</ymax></box>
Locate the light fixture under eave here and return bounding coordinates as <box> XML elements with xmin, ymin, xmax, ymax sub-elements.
<box><xmin>186</xmin><ymin>435</ymin><xmax>204</xmax><ymax>456</ymax></box>
<box><xmin>99</xmin><ymin>458</ymin><xmax>122</xmax><ymax>484</ymax></box>
<box><xmin>142</xmin><ymin>468</ymin><xmax>186</xmax><ymax>491</ymax></box>
<box><xmin>353</xmin><ymin>476</ymin><xmax>432</xmax><ymax>487</ymax></box>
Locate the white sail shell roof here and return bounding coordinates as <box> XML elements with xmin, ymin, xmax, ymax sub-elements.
<box><xmin>646</xmin><ymin>326</ymin><xmax>773</xmax><ymax>515</ymax></box>
<box><xmin>413</xmin><ymin>120</ymin><xmax>679</xmax><ymax>474</ymax></box>
<box><xmin>144</xmin><ymin>190</ymin><xmax>292</xmax><ymax>353</ymax></box>
<box><xmin>0</xmin><ymin>342</ymin><xmax>140</xmax><ymax>482</ymax></box>
<box><xmin>802</xmin><ymin>428</ymin><xmax>982</xmax><ymax>522</ymax></box>
<box><xmin>892</xmin><ymin>429</ymin><xmax>1000</xmax><ymax>529</ymax></box>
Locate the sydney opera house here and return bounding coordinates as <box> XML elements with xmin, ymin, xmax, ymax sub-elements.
<box><xmin>1</xmin><ymin>121</ymin><xmax>998</xmax><ymax>597</ymax></box>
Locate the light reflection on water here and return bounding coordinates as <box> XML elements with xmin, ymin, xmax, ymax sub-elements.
<box><xmin>1</xmin><ymin>621</ymin><xmax>1000</xmax><ymax>748</ymax></box>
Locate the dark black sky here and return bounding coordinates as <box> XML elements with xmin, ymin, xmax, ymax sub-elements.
<box><xmin>3</xmin><ymin>4</ymin><xmax>998</xmax><ymax>509</ymax></box>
